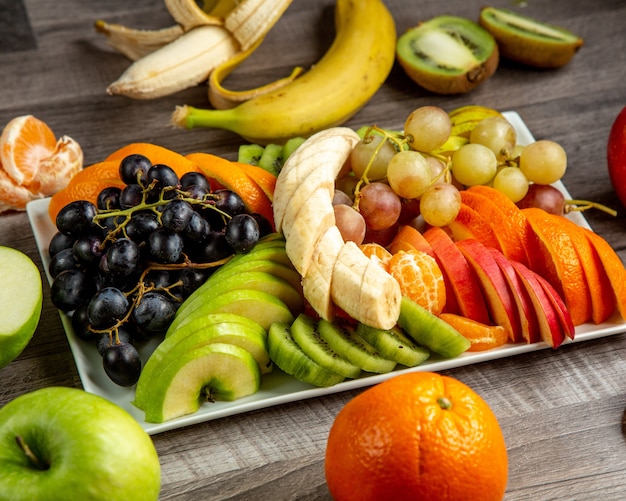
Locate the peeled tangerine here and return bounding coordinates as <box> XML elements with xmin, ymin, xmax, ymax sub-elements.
<box><xmin>0</xmin><ymin>115</ymin><xmax>82</xmax><ymax>213</ymax></box>
<box><xmin>479</xmin><ymin>7</ymin><xmax>583</xmax><ymax>68</ymax></box>
<box><xmin>396</xmin><ymin>16</ymin><xmax>499</xmax><ymax>94</ymax></box>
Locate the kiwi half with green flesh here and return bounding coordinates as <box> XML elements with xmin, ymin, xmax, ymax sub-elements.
<box><xmin>479</xmin><ymin>7</ymin><xmax>583</xmax><ymax>69</ymax></box>
<box><xmin>396</xmin><ymin>15</ymin><xmax>499</xmax><ymax>95</ymax></box>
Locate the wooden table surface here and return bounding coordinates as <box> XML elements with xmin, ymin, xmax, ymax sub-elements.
<box><xmin>2</xmin><ymin>0</ymin><xmax>626</xmax><ymax>499</ymax></box>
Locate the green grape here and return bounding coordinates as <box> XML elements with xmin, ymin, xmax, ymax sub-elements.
<box><xmin>492</xmin><ymin>166</ymin><xmax>529</xmax><ymax>202</ymax></box>
<box><xmin>419</xmin><ymin>183</ymin><xmax>461</xmax><ymax>227</ymax></box>
<box><xmin>519</xmin><ymin>140</ymin><xmax>567</xmax><ymax>184</ymax></box>
<box><xmin>350</xmin><ymin>134</ymin><xmax>396</xmax><ymax>181</ymax></box>
<box><xmin>404</xmin><ymin>106</ymin><xmax>452</xmax><ymax>152</ymax></box>
<box><xmin>386</xmin><ymin>150</ymin><xmax>433</xmax><ymax>199</ymax></box>
<box><xmin>450</xmin><ymin>143</ymin><xmax>497</xmax><ymax>186</ymax></box>
<box><xmin>469</xmin><ymin>116</ymin><xmax>517</xmax><ymax>161</ymax></box>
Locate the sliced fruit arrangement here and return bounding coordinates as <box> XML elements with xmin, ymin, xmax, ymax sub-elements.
<box><xmin>97</xmin><ymin>0</ymin><xmax>294</xmax><ymax>99</ymax></box>
<box><xmin>479</xmin><ymin>7</ymin><xmax>584</xmax><ymax>68</ymax></box>
<box><xmin>0</xmin><ymin>115</ymin><xmax>82</xmax><ymax>213</ymax></box>
<box><xmin>171</xmin><ymin>0</ymin><xmax>397</xmax><ymax>144</ymax></box>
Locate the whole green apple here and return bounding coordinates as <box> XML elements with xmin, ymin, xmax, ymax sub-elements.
<box><xmin>0</xmin><ymin>246</ymin><xmax>42</xmax><ymax>369</ymax></box>
<box><xmin>0</xmin><ymin>387</ymin><xmax>161</xmax><ymax>501</ymax></box>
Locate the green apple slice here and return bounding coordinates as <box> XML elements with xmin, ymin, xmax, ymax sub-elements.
<box><xmin>168</xmin><ymin>289</ymin><xmax>294</xmax><ymax>333</ymax></box>
<box><xmin>137</xmin><ymin>343</ymin><xmax>261</xmax><ymax>423</ymax></box>
<box><xmin>397</xmin><ymin>296</ymin><xmax>471</xmax><ymax>358</ymax></box>
<box><xmin>268</xmin><ymin>322</ymin><xmax>345</xmax><ymax>387</ymax></box>
<box><xmin>169</xmin><ymin>271</ymin><xmax>303</xmax><ymax>332</ymax></box>
<box><xmin>136</xmin><ymin>313</ymin><xmax>269</xmax><ymax>409</ymax></box>
<box><xmin>0</xmin><ymin>246</ymin><xmax>43</xmax><ymax>369</ymax></box>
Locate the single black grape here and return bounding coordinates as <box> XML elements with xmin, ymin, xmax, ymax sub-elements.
<box><xmin>49</xmin><ymin>232</ymin><xmax>76</xmax><ymax>259</ymax></box>
<box><xmin>119</xmin><ymin>154</ymin><xmax>152</xmax><ymax>186</ymax></box>
<box><xmin>97</xmin><ymin>186</ymin><xmax>122</xmax><ymax>211</ymax></box>
<box><xmin>193</xmin><ymin>231</ymin><xmax>233</xmax><ymax>263</ymax></box>
<box><xmin>71</xmin><ymin>302</ymin><xmax>98</xmax><ymax>342</ymax></box>
<box><xmin>179</xmin><ymin>267</ymin><xmax>210</xmax><ymax>298</ymax></box>
<box><xmin>146</xmin><ymin>164</ymin><xmax>179</xmax><ymax>201</ymax></box>
<box><xmin>49</xmin><ymin>247</ymin><xmax>79</xmax><ymax>279</ymax></box>
<box><xmin>73</xmin><ymin>234</ymin><xmax>104</xmax><ymax>268</ymax></box>
<box><xmin>182</xmin><ymin>211</ymin><xmax>210</xmax><ymax>244</ymax></box>
<box><xmin>102</xmin><ymin>342</ymin><xmax>142</xmax><ymax>387</ymax></box>
<box><xmin>132</xmin><ymin>291</ymin><xmax>177</xmax><ymax>337</ymax></box>
<box><xmin>87</xmin><ymin>287</ymin><xmax>130</xmax><ymax>329</ymax></box>
<box><xmin>144</xmin><ymin>269</ymin><xmax>178</xmax><ymax>290</ymax></box>
<box><xmin>119</xmin><ymin>183</ymin><xmax>145</xmax><ymax>209</ymax></box>
<box><xmin>105</xmin><ymin>238</ymin><xmax>140</xmax><ymax>277</ymax></box>
<box><xmin>250</xmin><ymin>213</ymin><xmax>273</xmax><ymax>238</ymax></box>
<box><xmin>180</xmin><ymin>171</ymin><xmax>211</xmax><ymax>192</ymax></box>
<box><xmin>96</xmin><ymin>326</ymin><xmax>135</xmax><ymax>356</ymax></box>
<box><xmin>50</xmin><ymin>269</ymin><xmax>96</xmax><ymax>311</ymax></box>
<box><xmin>148</xmin><ymin>228</ymin><xmax>184</xmax><ymax>264</ymax></box>
<box><xmin>185</xmin><ymin>184</ymin><xmax>211</xmax><ymax>203</ymax></box>
<box><xmin>213</xmin><ymin>189</ymin><xmax>246</xmax><ymax>216</ymax></box>
<box><xmin>161</xmin><ymin>199</ymin><xmax>194</xmax><ymax>232</ymax></box>
<box><xmin>125</xmin><ymin>212</ymin><xmax>160</xmax><ymax>243</ymax></box>
<box><xmin>225</xmin><ymin>214</ymin><xmax>260</xmax><ymax>253</ymax></box>
<box><xmin>56</xmin><ymin>200</ymin><xmax>99</xmax><ymax>236</ymax></box>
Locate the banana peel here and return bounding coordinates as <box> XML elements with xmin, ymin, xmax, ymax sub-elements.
<box><xmin>97</xmin><ymin>0</ymin><xmax>294</xmax><ymax>99</ymax></box>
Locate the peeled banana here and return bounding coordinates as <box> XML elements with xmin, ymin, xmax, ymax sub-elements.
<box><xmin>273</xmin><ymin>126</ymin><xmax>402</xmax><ymax>330</ymax></box>
<box><xmin>98</xmin><ymin>0</ymin><xmax>293</xmax><ymax>99</ymax></box>
<box><xmin>172</xmin><ymin>0</ymin><xmax>397</xmax><ymax>144</ymax></box>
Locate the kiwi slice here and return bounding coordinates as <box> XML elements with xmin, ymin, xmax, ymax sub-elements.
<box><xmin>237</xmin><ymin>143</ymin><xmax>264</xmax><ymax>166</ymax></box>
<box><xmin>258</xmin><ymin>143</ymin><xmax>284</xmax><ymax>176</ymax></box>
<box><xmin>396</xmin><ymin>15</ymin><xmax>499</xmax><ymax>94</ymax></box>
<box><xmin>479</xmin><ymin>7</ymin><xmax>583</xmax><ymax>69</ymax></box>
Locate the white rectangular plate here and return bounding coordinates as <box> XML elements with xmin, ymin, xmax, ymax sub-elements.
<box><xmin>27</xmin><ymin>112</ymin><xmax>626</xmax><ymax>435</ymax></box>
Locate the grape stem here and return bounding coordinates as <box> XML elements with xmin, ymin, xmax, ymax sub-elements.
<box><xmin>565</xmin><ymin>199</ymin><xmax>618</xmax><ymax>217</ymax></box>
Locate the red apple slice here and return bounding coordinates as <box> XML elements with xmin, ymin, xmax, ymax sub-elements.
<box><xmin>445</xmin><ymin>203</ymin><xmax>502</xmax><ymax>251</ymax></box>
<box><xmin>487</xmin><ymin>247</ymin><xmax>540</xmax><ymax>344</ymax></box>
<box><xmin>460</xmin><ymin>190</ymin><xmax>528</xmax><ymax>265</ymax></box>
<box><xmin>535</xmin><ymin>273</ymin><xmax>576</xmax><ymax>341</ymax></box>
<box><xmin>423</xmin><ymin>227</ymin><xmax>490</xmax><ymax>324</ymax></box>
<box><xmin>455</xmin><ymin>239</ymin><xmax>522</xmax><ymax>342</ymax></box>
<box><xmin>509</xmin><ymin>260</ymin><xmax>568</xmax><ymax>348</ymax></box>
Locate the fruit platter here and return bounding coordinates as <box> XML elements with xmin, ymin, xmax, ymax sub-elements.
<box><xmin>26</xmin><ymin>111</ymin><xmax>626</xmax><ymax>434</ymax></box>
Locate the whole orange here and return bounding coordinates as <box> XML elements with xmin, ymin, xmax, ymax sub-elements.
<box><xmin>324</xmin><ymin>372</ymin><xmax>508</xmax><ymax>501</ymax></box>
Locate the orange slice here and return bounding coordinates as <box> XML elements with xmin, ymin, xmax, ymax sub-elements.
<box><xmin>388</xmin><ymin>249</ymin><xmax>446</xmax><ymax>315</ymax></box>
<box><xmin>48</xmin><ymin>177</ymin><xmax>126</xmax><ymax>223</ymax></box>
<box><xmin>234</xmin><ymin>161</ymin><xmax>277</xmax><ymax>202</ymax></box>
<box><xmin>522</xmin><ymin>208</ymin><xmax>592</xmax><ymax>326</ymax></box>
<box><xmin>444</xmin><ymin>203</ymin><xmax>502</xmax><ymax>251</ymax></box>
<box><xmin>105</xmin><ymin>142</ymin><xmax>200</xmax><ymax>179</ymax></box>
<box><xmin>388</xmin><ymin>224</ymin><xmax>436</xmax><ymax>258</ymax></box>
<box><xmin>439</xmin><ymin>313</ymin><xmax>508</xmax><ymax>352</ymax></box>
<box><xmin>185</xmin><ymin>152</ymin><xmax>274</xmax><ymax>227</ymax></box>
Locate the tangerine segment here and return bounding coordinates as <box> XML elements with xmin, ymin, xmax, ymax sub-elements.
<box><xmin>186</xmin><ymin>152</ymin><xmax>274</xmax><ymax>226</ymax></box>
<box><xmin>325</xmin><ymin>372</ymin><xmax>508</xmax><ymax>501</ymax></box>
<box><xmin>0</xmin><ymin>115</ymin><xmax>57</xmax><ymax>186</ymax></box>
<box><xmin>439</xmin><ymin>312</ymin><xmax>508</xmax><ymax>352</ymax></box>
<box><xmin>581</xmin><ymin>227</ymin><xmax>626</xmax><ymax>320</ymax></box>
<box><xmin>388</xmin><ymin>224</ymin><xmax>436</xmax><ymax>257</ymax></box>
<box><xmin>105</xmin><ymin>142</ymin><xmax>200</xmax><ymax>178</ymax></box>
<box><xmin>522</xmin><ymin>208</ymin><xmax>592</xmax><ymax>325</ymax></box>
<box><xmin>388</xmin><ymin>249</ymin><xmax>446</xmax><ymax>315</ymax></box>
<box><xmin>0</xmin><ymin>166</ymin><xmax>42</xmax><ymax>212</ymax></box>
<box><xmin>359</xmin><ymin>242</ymin><xmax>392</xmax><ymax>271</ymax></box>
<box><xmin>27</xmin><ymin>135</ymin><xmax>83</xmax><ymax>195</ymax></box>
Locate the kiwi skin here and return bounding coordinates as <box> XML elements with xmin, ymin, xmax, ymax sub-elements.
<box><xmin>396</xmin><ymin>16</ymin><xmax>500</xmax><ymax>95</ymax></box>
<box><xmin>479</xmin><ymin>7</ymin><xmax>584</xmax><ymax>69</ymax></box>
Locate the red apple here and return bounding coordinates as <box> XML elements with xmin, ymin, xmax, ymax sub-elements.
<box><xmin>607</xmin><ymin>106</ymin><xmax>626</xmax><ymax>207</ymax></box>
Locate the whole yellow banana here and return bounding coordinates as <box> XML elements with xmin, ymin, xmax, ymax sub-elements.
<box><xmin>172</xmin><ymin>0</ymin><xmax>397</xmax><ymax>144</ymax></box>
